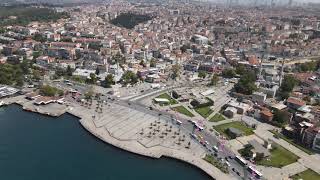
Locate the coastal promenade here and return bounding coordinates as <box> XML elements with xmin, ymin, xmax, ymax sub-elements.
<box><xmin>68</xmin><ymin>102</ymin><xmax>235</xmax><ymax>180</ymax></box>
<box><xmin>1</xmin><ymin>95</ymin><xmax>235</xmax><ymax>180</ymax></box>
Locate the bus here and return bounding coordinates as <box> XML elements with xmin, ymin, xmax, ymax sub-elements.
<box><xmin>235</xmin><ymin>155</ymin><xmax>247</xmax><ymax>166</ymax></box>
<box><xmin>247</xmin><ymin>166</ymin><xmax>263</xmax><ymax>179</ymax></box>
<box><xmin>194</xmin><ymin>123</ymin><xmax>204</xmax><ymax>131</ymax></box>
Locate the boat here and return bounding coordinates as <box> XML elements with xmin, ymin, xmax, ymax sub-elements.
<box><xmin>0</xmin><ymin>101</ymin><xmax>5</xmax><ymax>107</ymax></box>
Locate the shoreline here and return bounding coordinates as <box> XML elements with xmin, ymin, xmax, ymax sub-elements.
<box><xmin>70</xmin><ymin>108</ymin><xmax>233</xmax><ymax>180</ymax></box>
<box><xmin>79</xmin><ymin>117</ymin><xmax>221</xmax><ymax>179</ymax></box>
<box><xmin>1</xmin><ymin>97</ymin><xmax>233</xmax><ymax>180</ymax></box>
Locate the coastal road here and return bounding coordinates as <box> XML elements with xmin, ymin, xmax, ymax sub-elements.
<box><xmin>111</xmin><ymin>99</ymin><xmax>247</xmax><ymax>180</ymax></box>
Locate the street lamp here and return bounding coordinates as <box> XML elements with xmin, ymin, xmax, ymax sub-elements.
<box><xmin>158</xmin><ymin>113</ymin><xmax>162</xmax><ymax>122</ymax></box>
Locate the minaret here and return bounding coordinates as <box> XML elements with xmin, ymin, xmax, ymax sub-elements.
<box><xmin>279</xmin><ymin>59</ymin><xmax>285</xmax><ymax>87</ymax></box>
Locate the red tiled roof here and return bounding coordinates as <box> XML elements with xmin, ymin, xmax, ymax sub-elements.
<box><xmin>260</xmin><ymin>110</ymin><xmax>273</xmax><ymax>117</ymax></box>
<box><xmin>287</xmin><ymin>97</ymin><xmax>305</xmax><ymax>107</ymax></box>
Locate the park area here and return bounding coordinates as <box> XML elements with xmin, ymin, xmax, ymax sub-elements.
<box><xmin>195</xmin><ymin>106</ymin><xmax>213</xmax><ymax>118</ymax></box>
<box><xmin>270</xmin><ymin>130</ymin><xmax>314</xmax><ymax>155</ymax></box>
<box><xmin>213</xmin><ymin>121</ymin><xmax>254</xmax><ymax>139</ymax></box>
<box><xmin>256</xmin><ymin>144</ymin><xmax>299</xmax><ymax>168</ymax></box>
<box><xmin>291</xmin><ymin>169</ymin><xmax>320</xmax><ymax>180</ymax></box>
<box><xmin>209</xmin><ymin>113</ymin><xmax>226</xmax><ymax>122</ymax></box>
<box><xmin>203</xmin><ymin>154</ymin><xmax>229</xmax><ymax>174</ymax></box>
<box><xmin>154</xmin><ymin>93</ymin><xmax>178</xmax><ymax>106</ymax></box>
<box><xmin>171</xmin><ymin>106</ymin><xmax>194</xmax><ymax>117</ymax></box>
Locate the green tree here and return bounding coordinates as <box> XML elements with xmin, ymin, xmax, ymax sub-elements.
<box><xmin>121</xmin><ymin>71</ymin><xmax>138</xmax><ymax>85</ymax></box>
<box><xmin>239</xmin><ymin>144</ymin><xmax>253</xmax><ymax>159</ymax></box>
<box><xmin>210</xmin><ymin>74</ymin><xmax>219</xmax><ymax>86</ymax></box>
<box><xmin>16</xmin><ymin>77</ymin><xmax>24</xmax><ymax>87</ymax></box>
<box><xmin>234</xmin><ymin>70</ymin><xmax>257</xmax><ymax>95</ymax></box>
<box><xmin>86</xmin><ymin>73</ymin><xmax>97</xmax><ymax>84</ymax></box>
<box><xmin>0</xmin><ymin>64</ymin><xmax>24</xmax><ymax>86</ymax></box>
<box><xmin>88</xmin><ymin>43</ymin><xmax>102</xmax><ymax>51</ymax></box>
<box><xmin>222</xmin><ymin>68</ymin><xmax>236</xmax><ymax>78</ymax></box>
<box><xmin>254</xmin><ymin>153</ymin><xmax>265</xmax><ymax>162</ymax></box>
<box><xmin>236</xmin><ymin>65</ymin><xmax>246</xmax><ymax>75</ymax></box>
<box><xmin>273</xmin><ymin>110</ymin><xmax>289</xmax><ymax>127</ymax></box>
<box><xmin>95</xmin><ymin>67</ymin><xmax>100</xmax><ymax>75</ymax></box>
<box><xmin>198</xmin><ymin>71</ymin><xmax>207</xmax><ymax>79</ymax></box>
<box><xmin>112</xmin><ymin>52</ymin><xmax>126</xmax><ymax>65</ymax></box>
<box><xmin>296</xmin><ymin>61</ymin><xmax>318</xmax><ymax>72</ymax></box>
<box><xmin>139</xmin><ymin>59</ymin><xmax>146</xmax><ymax>67</ymax></box>
<box><xmin>55</xmin><ymin>68</ymin><xmax>66</xmax><ymax>78</ymax></box>
<box><xmin>110</xmin><ymin>13</ymin><xmax>152</xmax><ymax>29</ymax></box>
<box><xmin>66</xmin><ymin>65</ymin><xmax>73</xmax><ymax>76</ymax></box>
<box><xmin>39</xmin><ymin>85</ymin><xmax>62</xmax><ymax>97</ymax></box>
<box><xmin>171</xmin><ymin>64</ymin><xmax>181</xmax><ymax>80</ymax></box>
<box><xmin>32</xmin><ymin>34</ymin><xmax>46</xmax><ymax>43</ymax></box>
<box><xmin>32</xmin><ymin>51</ymin><xmax>42</xmax><ymax>59</ymax></box>
<box><xmin>180</xmin><ymin>44</ymin><xmax>190</xmax><ymax>53</ymax></box>
<box><xmin>32</xmin><ymin>69</ymin><xmax>41</xmax><ymax>81</ymax></box>
<box><xmin>0</xmin><ymin>28</ymin><xmax>6</xmax><ymax>34</ymax></box>
<box><xmin>20</xmin><ymin>59</ymin><xmax>30</xmax><ymax>74</ymax></box>
<box><xmin>279</xmin><ymin>75</ymin><xmax>297</xmax><ymax>99</ymax></box>
<box><xmin>84</xmin><ymin>90</ymin><xmax>93</xmax><ymax>100</ymax></box>
<box><xmin>104</xmin><ymin>74</ymin><xmax>115</xmax><ymax>88</ymax></box>
<box><xmin>150</xmin><ymin>58</ymin><xmax>156</xmax><ymax>67</ymax></box>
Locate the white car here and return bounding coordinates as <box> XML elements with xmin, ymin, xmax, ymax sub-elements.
<box><xmin>225</xmin><ymin>162</ymin><xmax>231</xmax><ymax>167</ymax></box>
<box><xmin>212</xmin><ymin>146</ymin><xmax>219</xmax><ymax>152</ymax></box>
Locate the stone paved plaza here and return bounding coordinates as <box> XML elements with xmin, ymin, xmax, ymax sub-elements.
<box><xmin>88</xmin><ymin>103</ymin><xmax>206</xmax><ymax>156</ymax></box>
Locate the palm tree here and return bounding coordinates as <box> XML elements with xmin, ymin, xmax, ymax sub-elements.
<box><xmin>186</xmin><ymin>141</ymin><xmax>191</xmax><ymax>149</ymax></box>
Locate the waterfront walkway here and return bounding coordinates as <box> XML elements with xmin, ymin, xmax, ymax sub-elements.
<box><xmin>68</xmin><ymin>101</ymin><xmax>235</xmax><ymax>180</ymax></box>
<box><xmin>2</xmin><ymin>95</ymin><xmax>235</xmax><ymax>180</ymax></box>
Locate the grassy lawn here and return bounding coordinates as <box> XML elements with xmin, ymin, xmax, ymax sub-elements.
<box><xmin>291</xmin><ymin>169</ymin><xmax>320</xmax><ymax>180</ymax></box>
<box><xmin>209</xmin><ymin>113</ymin><xmax>226</xmax><ymax>122</ymax></box>
<box><xmin>213</xmin><ymin>121</ymin><xmax>254</xmax><ymax>139</ymax></box>
<box><xmin>155</xmin><ymin>93</ymin><xmax>178</xmax><ymax>105</ymax></box>
<box><xmin>256</xmin><ymin>144</ymin><xmax>299</xmax><ymax>168</ymax></box>
<box><xmin>203</xmin><ymin>154</ymin><xmax>229</xmax><ymax>174</ymax></box>
<box><xmin>171</xmin><ymin>106</ymin><xmax>194</xmax><ymax>117</ymax></box>
<box><xmin>195</xmin><ymin>106</ymin><xmax>213</xmax><ymax>118</ymax></box>
<box><xmin>270</xmin><ymin>130</ymin><xmax>314</xmax><ymax>155</ymax></box>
